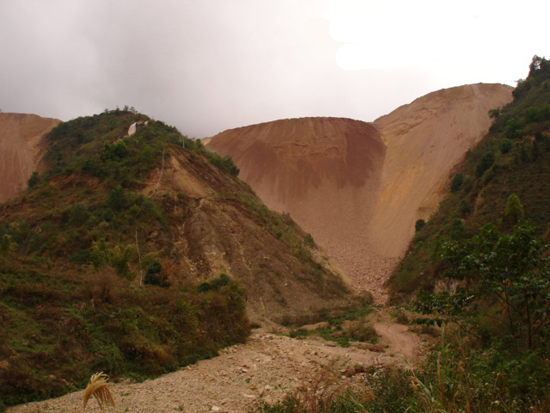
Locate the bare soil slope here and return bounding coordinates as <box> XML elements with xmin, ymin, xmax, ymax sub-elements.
<box><xmin>206</xmin><ymin>84</ymin><xmax>513</xmax><ymax>302</ymax></box>
<box><xmin>0</xmin><ymin>113</ymin><xmax>60</xmax><ymax>202</ymax></box>
<box><xmin>208</xmin><ymin>117</ymin><xmax>386</xmax><ymax>298</ymax></box>
<box><xmin>136</xmin><ymin>147</ymin><xmax>354</xmax><ymax>324</ymax></box>
<box><xmin>371</xmin><ymin>83</ymin><xmax>514</xmax><ymax>259</ymax></box>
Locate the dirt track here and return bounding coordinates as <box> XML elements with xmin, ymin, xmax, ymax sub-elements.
<box><xmin>7</xmin><ymin>322</ymin><xmax>421</xmax><ymax>413</ymax></box>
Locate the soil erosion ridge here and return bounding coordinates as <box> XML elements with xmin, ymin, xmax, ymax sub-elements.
<box><xmin>0</xmin><ymin>113</ymin><xmax>60</xmax><ymax>202</ymax></box>
<box><xmin>206</xmin><ymin>83</ymin><xmax>514</xmax><ymax>302</ymax></box>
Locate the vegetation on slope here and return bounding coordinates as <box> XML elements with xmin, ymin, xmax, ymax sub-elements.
<box><xmin>0</xmin><ymin>108</ymin><xmax>336</xmax><ymax>410</ymax></box>
<box><xmin>255</xmin><ymin>56</ymin><xmax>550</xmax><ymax>413</ymax></box>
<box><xmin>383</xmin><ymin>56</ymin><xmax>550</xmax><ymax>411</ymax></box>
<box><xmin>390</xmin><ymin>55</ymin><xmax>550</xmax><ymax>301</ymax></box>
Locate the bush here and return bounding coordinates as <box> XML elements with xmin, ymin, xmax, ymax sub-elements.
<box><xmin>476</xmin><ymin>151</ymin><xmax>495</xmax><ymax>177</ymax></box>
<box><xmin>504</xmin><ymin>194</ymin><xmax>525</xmax><ymax>225</ymax></box>
<box><xmin>459</xmin><ymin>200</ymin><xmax>471</xmax><ymax>216</ymax></box>
<box><xmin>505</xmin><ymin>116</ymin><xmax>524</xmax><ymax>139</ymax></box>
<box><xmin>415</xmin><ymin>219</ymin><xmax>426</xmax><ymax>233</ymax></box>
<box><xmin>450</xmin><ymin>172</ymin><xmax>464</xmax><ymax>193</ymax></box>
<box><xmin>499</xmin><ymin>138</ymin><xmax>513</xmax><ymax>154</ymax></box>
<box><xmin>449</xmin><ymin>218</ymin><xmax>465</xmax><ymax>240</ymax></box>
<box><xmin>144</xmin><ymin>261</ymin><xmax>170</xmax><ymax>287</ymax></box>
<box><xmin>27</xmin><ymin>171</ymin><xmax>39</xmax><ymax>189</ymax></box>
<box><xmin>107</xmin><ymin>185</ymin><xmax>127</xmax><ymax>211</ymax></box>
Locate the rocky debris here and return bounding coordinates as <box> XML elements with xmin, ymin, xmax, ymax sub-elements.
<box><xmin>299</xmin><ymin>322</ymin><xmax>330</xmax><ymax>331</ymax></box>
<box><xmin>7</xmin><ymin>323</ymin><xmax>421</xmax><ymax>413</ymax></box>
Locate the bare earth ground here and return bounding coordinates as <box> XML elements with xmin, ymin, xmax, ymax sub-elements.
<box><xmin>7</xmin><ymin>320</ymin><xmax>422</xmax><ymax>413</ymax></box>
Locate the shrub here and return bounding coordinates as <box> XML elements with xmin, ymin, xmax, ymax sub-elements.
<box><xmin>415</xmin><ymin>219</ymin><xmax>426</xmax><ymax>233</ymax></box>
<box><xmin>499</xmin><ymin>138</ymin><xmax>513</xmax><ymax>154</ymax></box>
<box><xmin>504</xmin><ymin>194</ymin><xmax>525</xmax><ymax>225</ymax></box>
<box><xmin>144</xmin><ymin>261</ymin><xmax>170</xmax><ymax>287</ymax></box>
<box><xmin>504</xmin><ymin>116</ymin><xmax>524</xmax><ymax>139</ymax></box>
<box><xmin>476</xmin><ymin>151</ymin><xmax>495</xmax><ymax>177</ymax></box>
<box><xmin>450</xmin><ymin>172</ymin><xmax>464</xmax><ymax>193</ymax></box>
<box><xmin>459</xmin><ymin>200</ymin><xmax>471</xmax><ymax>216</ymax></box>
<box><xmin>107</xmin><ymin>185</ymin><xmax>127</xmax><ymax>211</ymax></box>
<box><xmin>197</xmin><ymin>273</ymin><xmax>231</xmax><ymax>292</ymax></box>
<box><xmin>27</xmin><ymin>171</ymin><xmax>39</xmax><ymax>189</ymax></box>
<box><xmin>449</xmin><ymin>218</ymin><xmax>465</xmax><ymax>240</ymax></box>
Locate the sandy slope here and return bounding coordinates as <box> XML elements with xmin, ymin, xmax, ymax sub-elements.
<box><xmin>206</xmin><ymin>84</ymin><xmax>514</xmax><ymax>302</ymax></box>
<box><xmin>370</xmin><ymin>83</ymin><xmax>514</xmax><ymax>258</ymax></box>
<box><xmin>0</xmin><ymin>113</ymin><xmax>60</xmax><ymax>202</ymax></box>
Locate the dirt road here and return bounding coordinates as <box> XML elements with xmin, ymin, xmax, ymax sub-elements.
<box><xmin>8</xmin><ymin>323</ymin><xmax>421</xmax><ymax>413</ymax></box>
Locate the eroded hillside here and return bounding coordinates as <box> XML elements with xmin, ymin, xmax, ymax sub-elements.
<box><xmin>0</xmin><ymin>110</ymin><xmax>357</xmax><ymax>409</ymax></box>
<box><xmin>0</xmin><ymin>113</ymin><xmax>60</xmax><ymax>202</ymax></box>
<box><xmin>206</xmin><ymin>84</ymin><xmax>514</xmax><ymax>302</ymax></box>
<box><xmin>138</xmin><ymin>145</ymin><xmax>354</xmax><ymax>323</ymax></box>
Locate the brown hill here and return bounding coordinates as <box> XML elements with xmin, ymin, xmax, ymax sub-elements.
<box><xmin>206</xmin><ymin>84</ymin><xmax>514</xmax><ymax>302</ymax></box>
<box><xmin>0</xmin><ymin>113</ymin><xmax>60</xmax><ymax>202</ymax></box>
<box><xmin>0</xmin><ymin>113</ymin><xmax>353</xmax><ymax>326</ymax></box>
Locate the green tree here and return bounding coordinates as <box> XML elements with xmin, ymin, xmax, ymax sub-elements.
<box><xmin>144</xmin><ymin>261</ymin><xmax>170</xmax><ymax>287</ymax></box>
<box><xmin>504</xmin><ymin>116</ymin><xmax>524</xmax><ymax>140</ymax></box>
<box><xmin>488</xmin><ymin>108</ymin><xmax>501</xmax><ymax>119</ymax></box>
<box><xmin>504</xmin><ymin>194</ymin><xmax>524</xmax><ymax>225</ymax></box>
<box><xmin>499</xmin><ymin>138</ymin><xmax>513</xmax><ymax>154</ymax></box>
<box><xmin>520</xmin><ymin>144</ymin><xmax>530</xmax><ymax>163</ymax></box>
<box><xmin>449</xmin><ymin>218</ymin><xmax>465</xmax><ymax>240</ymax></box>
<box><xmin>107</xmin><ymin>185</ymin><xmax>127</xmax><ymax>211</ymax></box>
<box><xmin>0</xmin><ymin>234</ymin><xmax>14</xmax><ymax>256</ymax></box>
<box><xmin>459</xmin><ymin>200</ymin><xmax>471</xmax><ymax>216</ymax></box>
<box><xmin>421</xmin><ymin>221</ymin><xmax>550</xmax><ymax>349</ymax></box>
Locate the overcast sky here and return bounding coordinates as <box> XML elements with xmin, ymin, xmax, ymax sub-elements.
<box><xmin>1</xmin><ymin>0</ymin><xmax>548</xmax><ymax>138</ymax></box>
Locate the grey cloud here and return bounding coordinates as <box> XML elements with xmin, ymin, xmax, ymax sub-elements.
<box><xmin>0</xmin><ymin>0</ymin><xmax>527</xmax><ymax>138</ymax></box>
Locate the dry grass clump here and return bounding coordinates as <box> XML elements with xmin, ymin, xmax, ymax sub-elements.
<box><xmin>83</xmin><ymin>372</ymin><xmax>115</xmax><ymax>410</ymax></box>
<box><xmin>287</xmin><ymin>360</ymin><xmax>374</xmax><ymax>413</ymax></box>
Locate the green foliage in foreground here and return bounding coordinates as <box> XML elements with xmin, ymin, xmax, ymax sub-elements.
<box><xmin>417</xmin><ymin>221</ymin><xmax>550</xmax><ymax>349</ymax></box>
<box><xmin>0</xmin><ymin>265</ymin><xmax>249</xmax><ymax>410</ymax></box>
<box><xmin>0</xmin><ymin>109</ymin><xmax>251</xmax><ymax>411</ymax></box>
<box><xmin>256</xmin><ymin>325</ymin><xmax>550</xmax><ymax>413</ymax></box>
<box><xmin>287</xmin><ymin>304</ymin><xmax>378</xmax><ymax>348</ymax></box>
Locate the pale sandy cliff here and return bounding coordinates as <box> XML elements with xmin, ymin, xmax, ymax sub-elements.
<box><xmin>206</xmin><ymin>83</ymin><xmax>514</xmax><ymax>302</ymax></box>
<box><xmin>0</xmin><ymin>113</ymin><xmax>60</xmax><ymax>202</ymax></box>
<box><xmin>371</xmin><ymin>83</ymin><xmax>514</xmax><ymax>258</ymax></box>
